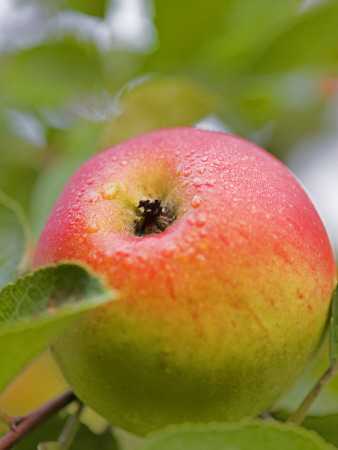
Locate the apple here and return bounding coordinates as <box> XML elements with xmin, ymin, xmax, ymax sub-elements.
<box><xmin>33</xmin><ymin>127</ymin><xmax>337</xmax><ymax>436</ymax></box>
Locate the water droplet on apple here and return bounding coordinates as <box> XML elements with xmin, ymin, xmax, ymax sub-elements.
<box><xmin>183</xmin><ymin>170</ymin><xmax>191</xmax><ymax>177</ymax></box>
<box><xmin>193</xmin><ymin>178</ymin><xmax>203</xmax><ymax>187</ymax></box>
<box><xmin>162</xmin><ymin>245</ymin><xmax>176</xmax><ymax>257</ymax></box>
<box><xmin>87</xmin><ymin>192</ymin><xmax>99</xmax><ymax>204</ymax></box>
<box><xmin>196</xmin><ymin>254</ymin><xmax>206</xmax><ymax>262</ymax></box>
<box><xmin>182</xmin><ymin>180</ymin><xmax>189</xmax><ymax>188</ymax></box>
<box><xmin>112</xmin><ymin>156</ymin><xmax>117</xmax><ymax>161</ymax></box>
<box><xmin>101</xmin><ymin>183</ymin><xmax>119</xmax><ymax>200</ymax></box>
<box><xmin>196</xmin><ymin>213</ymin><xmax>206</xmax><ymax>227</ymax></box>
<box><xmin>187</xmin><ymin>215</ymin><xmax>195</xmax><ymax>225</ymax></box>
<box><xmin>198</xmin><ymin>167</ymin><xmax>206</xmax><ymax>174</ymax></box>
<box><xmin>121</xmin><ymin>160</ymin><xmax>128</xmax><ymax>167</ymax></box>
<box><xmin>191</xmin><ymin>195</ymin><xmax>201</xmax><ymax>208</ymax></box>
<box><xmin>86</xmin><ymin>218</ymin><xmax>98</xmax><ymax>234</ymax></box>
<box><xmin>201</xmin><ymin>156</ymin><xmax>208</xmax><ymax>162</ymax></box>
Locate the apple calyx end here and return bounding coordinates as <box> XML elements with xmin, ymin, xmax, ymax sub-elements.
<box><xmin>134</xmin><ymin>199</ymin><xmax>175</xmax><ymax>236</ymax></box>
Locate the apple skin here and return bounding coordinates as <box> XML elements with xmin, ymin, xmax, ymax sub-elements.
<box><xmin>33</xmin><ymin>127</ymin><xmax>336</xmax><ymax>436</ymax></box>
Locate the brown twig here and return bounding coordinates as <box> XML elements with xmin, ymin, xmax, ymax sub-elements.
<box><xmin>0</xmin><ymin>390</ymin><xmax>77</xmax><ymax>450</ymax></box>
<box><xmin>287</xmin><ymin>361</ymin><xmax>338</xmax><ymax>425</ymax></box>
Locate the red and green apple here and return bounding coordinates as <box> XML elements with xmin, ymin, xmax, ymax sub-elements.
<box><xmin>33</xmin><ymin>127</ymin><xmax>337</xmax><ymax>435</ymax></box>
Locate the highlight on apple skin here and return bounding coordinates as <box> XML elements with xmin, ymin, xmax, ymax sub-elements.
<box><xmin>33</xmin><ymin>127</ymin><xmax>337</xmax><ymax>436</ymax></box>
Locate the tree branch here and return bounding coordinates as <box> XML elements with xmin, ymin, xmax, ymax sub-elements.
<box><xmin>0</xmin><ymin>390</ymin><xmax>77</xmax><ymax>450</ymax></box>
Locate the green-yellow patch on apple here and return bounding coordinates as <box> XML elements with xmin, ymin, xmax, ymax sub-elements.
<box><xmin>33</xmin><ymin>127</ymin><xmax>337</xmax><ymax>436</ymax></box>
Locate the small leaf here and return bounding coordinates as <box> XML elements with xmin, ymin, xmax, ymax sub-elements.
<box><xmin>100</xmin><ymin>76</ymin><xmax>218</xmax><ymax>148</ymax></box>
<box><xmin>329</xmin><ymin>285</ymin><xmax>338</xmax><ymax>363</ymax></box>
<box><xmin>0</xmin><ymin>263</ymin><xmax>114</xmax><ymax>393</ymax></box>
<box><xmin>0</xmin><ymin>191</ymin><xmax>31</xmax><ymax>290</ymax></box>
<box><xmin>144</xmin><ymin>420</ymin><xmax>335</xmax><ymax>450</ymax></box>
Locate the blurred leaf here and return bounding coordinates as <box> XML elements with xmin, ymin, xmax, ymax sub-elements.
<box><xmin>0</xmin><ymin>192</ymin><xmax>30</xmax><ymax>290</ymax></box>
<box><xmin>0</xmin><ymin>263</ymin><xmax>114</xmax><ymax>393</ymax></box>
<box><xmin>195</xmin><ymin>0</ymin><xmax>302</xmax><ymax>74</ymax></box>
<box><xmin>38</xmin><ymin>443</ymin><xmax>62</xmax><ymax>450</ymax></box>
<box><xmin>30</xmin><ymin>121</ymin><xmax>102</xmax><ymax>239</ymax></box>
<box><xmin>14</xmin><ymin>413</ymin><xmax>66</xmax><ymax>450</ymax></box>
<box><xmin>100</xmin><ymin>75</ymin><xmax>219</xmax><ymax>148</ymax></box>
<box><xmin>0</xmin><ymin>163</ymin><xmax>39</xmax><ymax>215</ymax></box>
<box><xmin>61</xmin><ymin>424</ymin><xmax>118</xmax><ymax>450</ymax></box>
<box><xmin>1</xmin><ymin>39</ymin><xmax>102</xmax><ymax>110</ymax></box>
<box><xmin>144</xmin><ymin>420</ymin><xmax>335</xmax><ymax>450</ymax></box>
<box><xmin>330</xmin><ymin>286</ymin><xmax>338</xmax><ymax>363</ymax></box>
<box><xmin>252</xmin><ymin>2</ymin><xmax>338</xmax><ymax>74</ymax></box>
<box><xmin>67</xmin><ymin>0</ymin><xmax>109</xmax><ymax>18</ymax></box>
<box><xmin>303</xmin><ymin>414</ymin><xmax>338</xmax><ymax>448</ymax></box>
<box><xmin>150</xmin><ymin>0</ymin><xmax>232</xmax><ymax>68</ymax></box>
<box><xmin>13</xmin><ymin>410</ymin><xmax>117</xmax><ymax>450</ymax></box>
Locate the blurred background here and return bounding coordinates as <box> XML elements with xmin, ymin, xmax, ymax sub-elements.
<box><xmin>1</xmin><ymin>0</ymin><xmax>338</xmax><ymax>444</ymax></box>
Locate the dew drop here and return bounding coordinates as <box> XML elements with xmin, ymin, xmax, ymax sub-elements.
<box><xmin>191</xmin><ymin>195</ymin><xmax>201</xmax><ymax>208</ymax></box>
<box><xmin>182</xmin><ymin>180</ymin><xmax>190</xmax><ymax>188</ymax></box>
<box><xmin>112</xmin><ymin>156</ymin><xmax>117</xmax><ymax>161</ymax></box>
<box><xmin>196</xmin><ymin>254</ymin><xmax>206</xmax><ymax>262</ymax></box>
<box><xmin>121</xmin><ymin>160</ymin><xmax>128</xmax><ymax>167</ymax></box>
<box><xmin>183</xmin><ymin>170</ymin><xmax>191</xmax><ymax>177</ymax></box>
<box><xmin>198</xmin><ymin>167</ymin><xmax>206</xmax><ymax>174</ymax></box>
<box><xmin>162</xmin><ymin>245</ymin><xmax>177</xmax><ymax>257</ymax></box>
<box><xmin>101</xmin><ymin>183</ymin><xmax>119</xmax><ymax>200</ymax></box>
<box><xmin>87</xmin><ymin>192</ymin><xmax>99</xmax><ymax>204</ymax></box>
<box><xmin>196</xmin><ymin>213</ymin><xmax>206</xmax><ymax>227</ymax></box>
<box><xmin>187</xmin><ymin>215</ymin><xmax>195</xmax><ymax>225</ymax></box>
<box><xmin>193</xmin><ymin>178</ymin><xmax>203</xmax><ymax>187</ymax></box>
<box><xmin>201</xmin><ymin>156</ymin><xmax>208</xmax><ymax>162</ymax></box>
<box><xmin>86</xmin><ymin>218</ymin><xmax>98</xmax><ymax>234</ymax></box>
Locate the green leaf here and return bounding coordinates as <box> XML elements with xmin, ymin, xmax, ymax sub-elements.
<box><xmin>0</xmin><ymin>192</ymin><xmax>31</xmax><ymax>290</ymax></box>
<box><xmin>1</xmin><ymin>38</ymin><xmax>102</xmax><ymax>109</ymax></box>
<box><xmin>303</xmin><ymin>414</ymin><xmax>338</xmax><ymax>448</ymax></box>
<box><xmin>38</xmin><ymin>443</ymin><xmax>62</xmax><ymax>450</ymax></box>
<box><xmin>150</xmin><ymin>0</ymin><xmax>232</xmax><ymax>67</ymax></box>
<box><xmin>60</xmin><ymin>424</ymin><xmax>119</xmax><ymax>450</ymax></box>
<box><xmin>330</xmin><ymin>285</ymin><xmax>338</xmax><ymax>363</ymax></box>
<box><xmin>251</xmin><ymin>2</ymin><xmax>338</xmax><ymax>74</ymax></box>
<box><xmin>100</xmin><ymin>76</ymin><xmax>218</xmax><ymax>148</ymax></box>
<box><xmin>0</xmin><ymin>263</ymin><xmax>114</xmax><ymax>393</ymax></box>
<box><xmin>67</xmin><ymin>0</ymin><xmax>109</xmax><ymax>18</ymax></box>
<box><xmin>195</xmin><ymin>0</ymin><xmax>302</xmax><ymax>74</ymax></box>
<box><xmin>14</xmin><ymin>413</ymin><xmax>66</xmax><ymax>450</ymax></box>
<box><xmin>29</xmin><ymin>121</ymin><xmax>102</xmax><ymax>239</ymax></box>
<box><xmin>12</xmin><ymin>411</ymin><xmax>118</xmax><ymax>450</ymax></box>
<box><xmin>143</xmin><ymin>421</ymin><xmax>335</xmax><ymax>450</ymax></box>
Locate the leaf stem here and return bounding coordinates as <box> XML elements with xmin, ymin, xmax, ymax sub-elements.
<box><xmin>57</xmin><ymin>401</ymin><xmax>84</xmax><ymax>449</ymax></box>
<box><xmin>0</xmin><ymin>390</ymin><xmax>77</xmax><ymax>450</ymax></box>
<box><xmin>287</xmin><ymin>361</ymin><xmax>338</xmax><ymax>425</ymax></box>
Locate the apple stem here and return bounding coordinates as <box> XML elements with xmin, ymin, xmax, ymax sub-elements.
<box><xmin>0</xmin><ymin>390</ymin><xmax>77</xmax><ymax>450</ymax></box>
<box><xmin>135</xmin><ymin>199</ymin><xmax>173</xmax><ymax>235</ymax></box>
<box><xmin>287</xmin><ymin>361</ymin><xmax>338</xmax><ymax>425</ymax></box>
